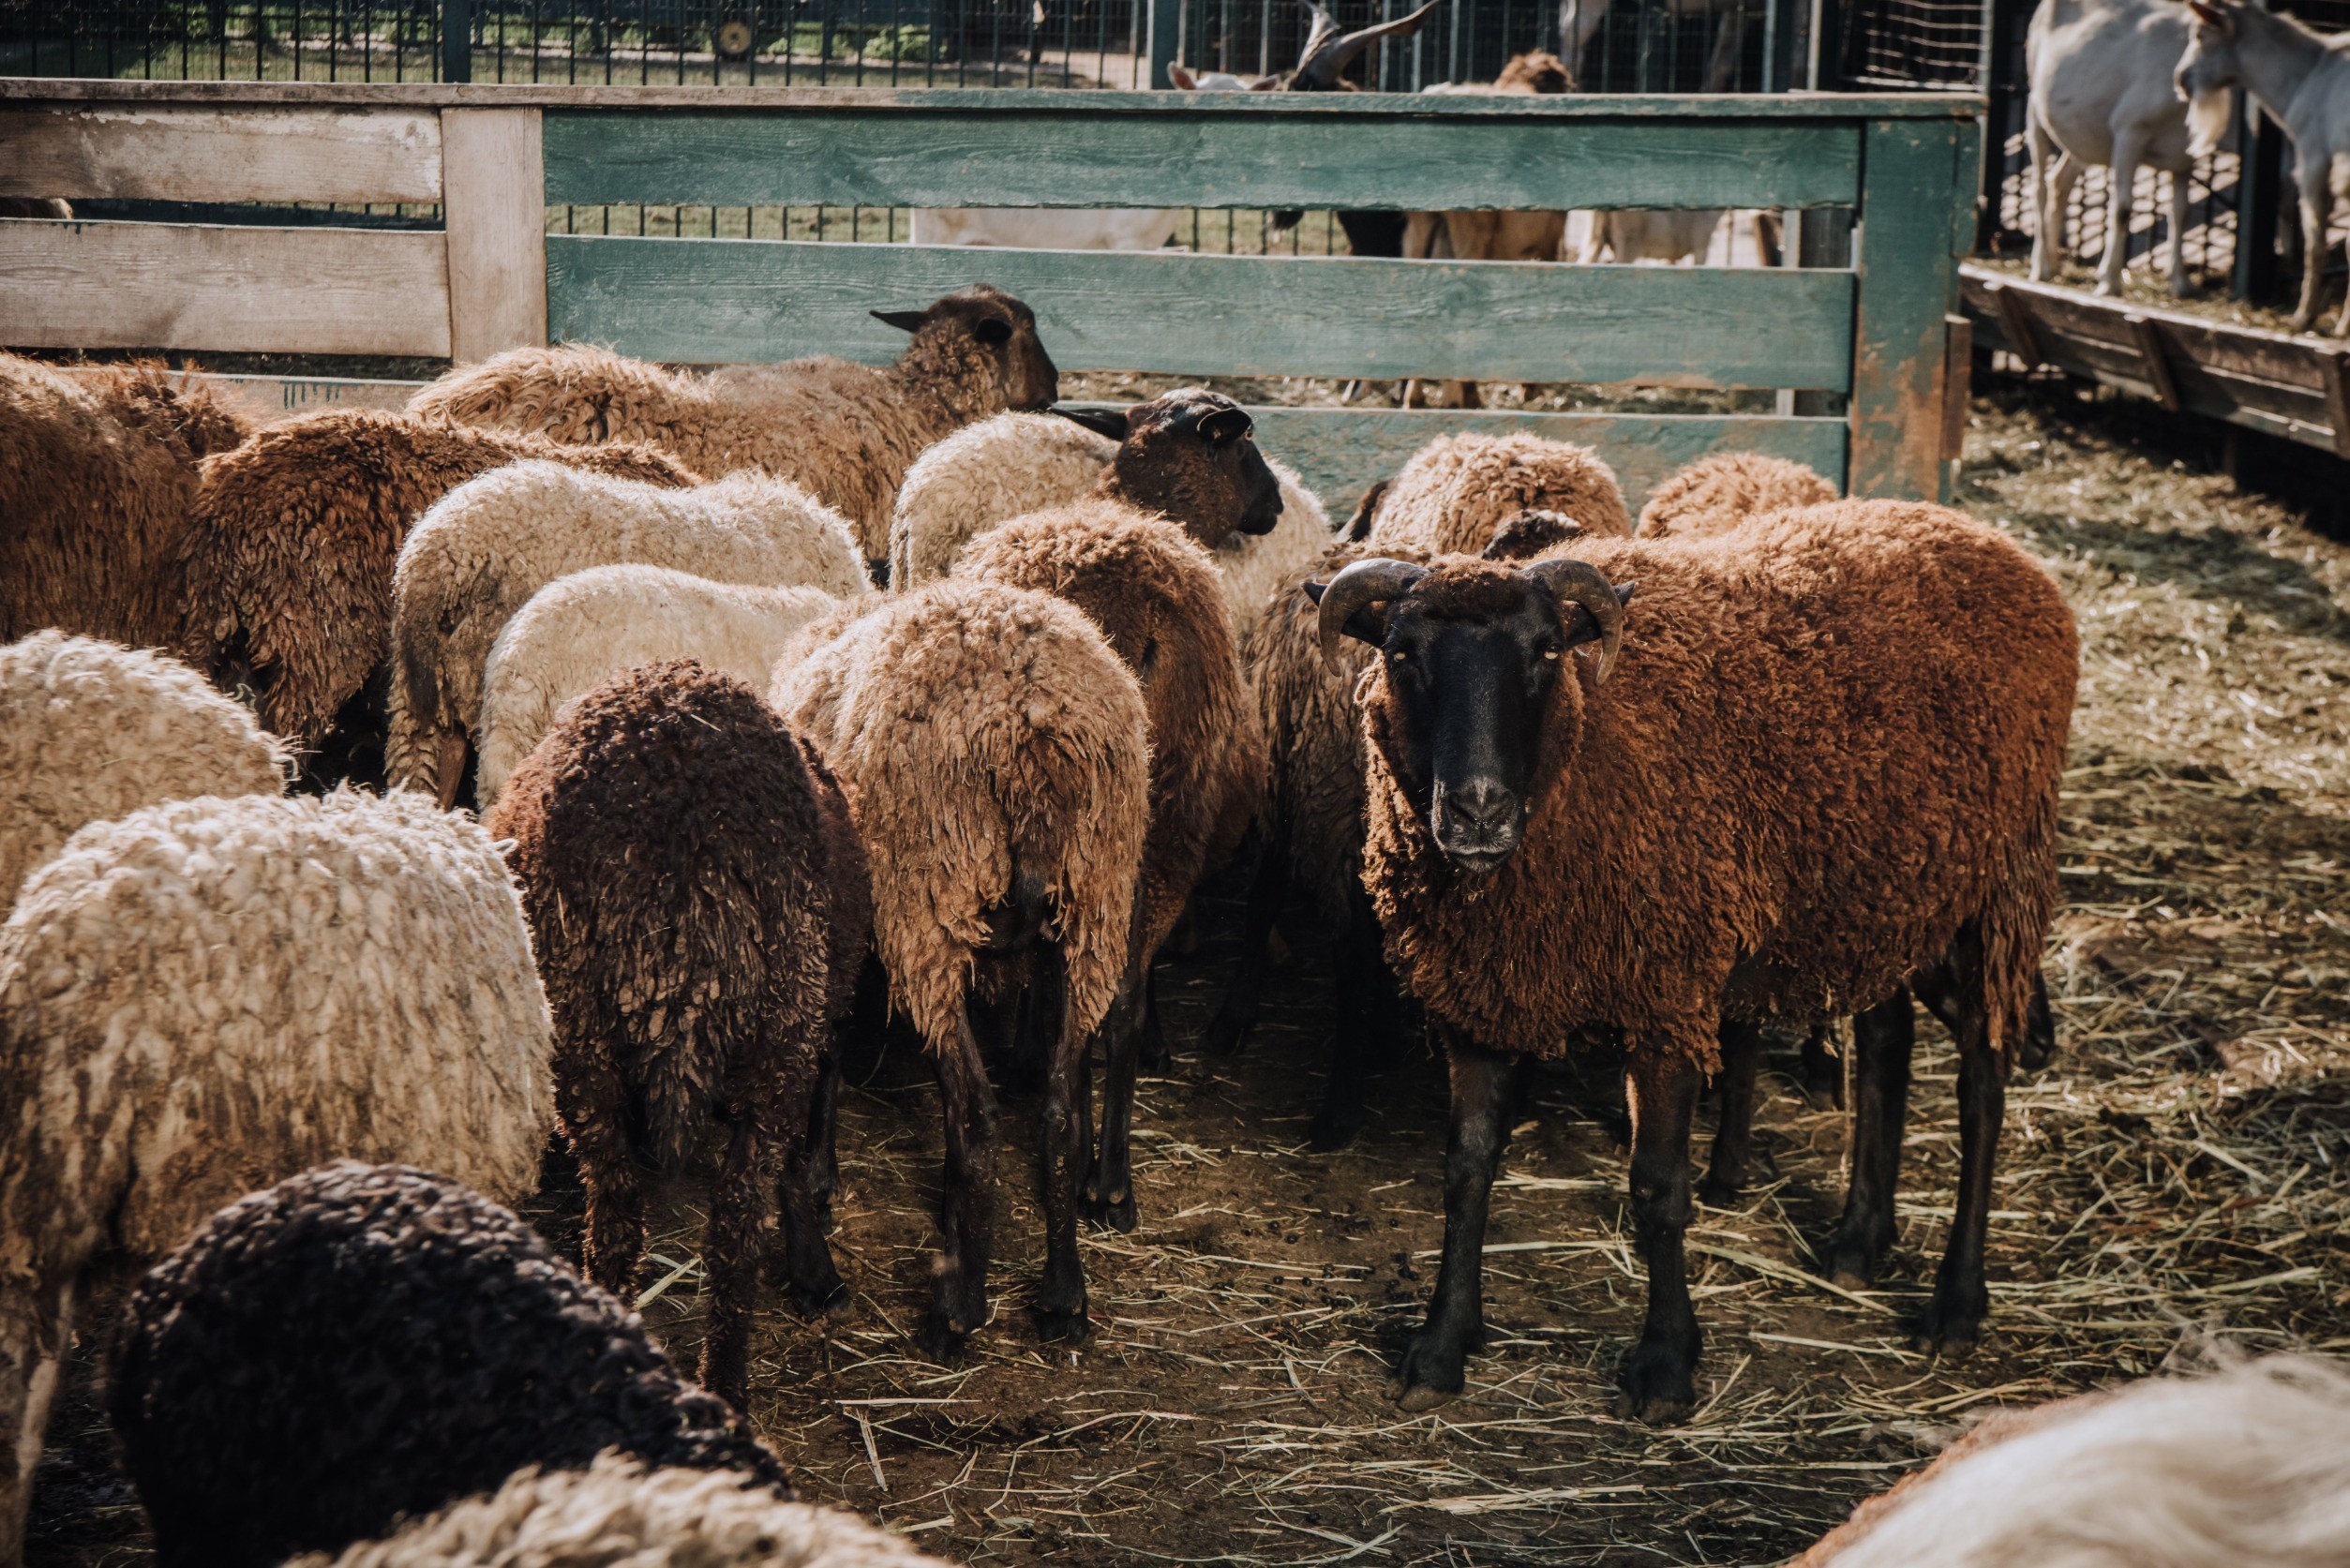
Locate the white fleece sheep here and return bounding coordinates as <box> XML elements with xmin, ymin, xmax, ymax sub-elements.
<box><xmin>885</xmin><ymin>411</ymin><xmax>1333</xmax><ymax>637</ymax></box>
<box><xmin>294</xmin><ymin>1452</ymin><xmax>950</xmax><ymax>1568</ymax></box>
<box><xmin>0</xmin><ymin>632</ymin><xmax>288</xmax><ymax>904</ymax></box>
<box><xmin>0</xmin><ymin>788</ymin><xmax>553</xmax><ymax>1562</ymax></box>
<box><xmin>473</xmin><ymin>567</ymin><xmax>842</xmax><ymax>812</ymax></box>
<box><xmin>385</xmin><ymin>462</ymin><xmax>871</xmax><ymax>806</ymax></box>
<box><xmin>1798</xmin><ymin>1354</ymin><xmax>2350</xmax><ymax>1568</ymax></box>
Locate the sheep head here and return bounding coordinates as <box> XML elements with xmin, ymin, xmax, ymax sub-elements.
<box><xmin>1065</xmin><ymin>388</ymin><xmax>1283</xmax><ymax>548</ymax></box>
<box><xmin>1306</xmin><ymin>556</ymin><xmax>1631</xmax><ymax>875</ymax></box>
<box><xmin>874</xmin><ymin>285</ymin><xmax>1059</xmax><ymax>414</ymax></box>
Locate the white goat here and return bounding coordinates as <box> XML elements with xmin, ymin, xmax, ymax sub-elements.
<box><xmin>908</xmin><ymin>208</ymin><xmax>1183</xmax><ymax>250</ymax></box>
<box><xmin>2177</xmin><ymin>0</ymin><xmax>2350</xmax><ymax>334</ymax></box>
<box><xmin>2028</xmin><ymin>0</ymin><xmax>2232</xmax><ymax>297</ymax></box>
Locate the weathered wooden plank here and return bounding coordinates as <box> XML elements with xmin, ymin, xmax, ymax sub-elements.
<box><xmin>543</xmin><ymin>111</ymin><xmax>1859</xmax><ymax>212</ymax></box>
<box><xmin>545</xmin><ymin>237</ymin><xmax>1854</xmax><ymax>389</ymax></box>
<box><xmin>1848</xmin><ymin>114</ymin><xmax>1969</xmax><ymax>500</ymax></box>
<box><xmin>2320</xmin><ymin>347</ymin><xmax>2350</xmax><ymax>461</ymax></box>
<box><xmin>1941</xmin><ymin>313</ymin><xmax>1971</xmax><ymax>460</ymax></box>
<box><xmin>0</xmin><ymin>105</ymin><xmax>442</xmax><ymax>204</ymax></box>
<box><xmin>442</xmin><ymin>109</ymin><xmax>546</xmax><ymax>363</ymax></box>
<box><xmin>0</xmin><ymin>78</ymin><xmax>1986</xmax><ymax>119</ymax></box>
<box><xmin>59</xmin><ymin>366</ymin><xmax>422</xmax><ymax>423</ymax></box>
<box><xmin>1978</xmin><ymin>276</ymin><xmax>2043</xmax><ymax>368</ymax></box>
<box><xmin>0</xmin><ymin>218</ymin><xmax>451</xmax><ymax>356</ymax></box>
<box><xmin>1229</xmin><ymin>409</ymin><xmax>1850</xmax><ymax>514</ymax></box>
<box><xmin>2124</xmin><ymin>312</ymin><xmax>2181</xmax><ymax>411</ymax></box>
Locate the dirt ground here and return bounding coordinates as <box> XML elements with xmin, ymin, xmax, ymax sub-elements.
<box><xmin>24</xmin><ymin>382</ymin><xmax>2350</xmax><ymax>1567</ymax></box>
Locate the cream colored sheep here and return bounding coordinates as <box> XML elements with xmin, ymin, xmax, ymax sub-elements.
<box><xmin>0</xmin><ymin>632</ymin><xmax>288</xmax><ymax>903</ymax></box>
<box><xmin>0</xmin><ymin>789</ymin><xmax>553</xmax><ymax>1562</ymax></box>
<box><xmin>293</xmin><ymin>1453</ymin><xmax>950</xmax><ymax>1568</ymax></box>
<box><xmin>385</xmin><ymin>463</ymin><xmax>870</xmax><ymax>807</ymax></box>
<box><xmin>474</xmin><ymin>566</ymin><xmax>841</xmax><ymax>813</ymax></box>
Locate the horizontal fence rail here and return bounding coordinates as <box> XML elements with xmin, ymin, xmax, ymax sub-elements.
<box><xmin>1</xmin><ymin>78</ymin><xmax>1981</xmax><ymax>502</ymax></box>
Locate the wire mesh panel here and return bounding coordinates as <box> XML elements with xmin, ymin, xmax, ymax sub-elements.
<box><xmin>1835</xmin><ymin>0</ymin><xmax>1980</xmax><ymax>88</ymax></box>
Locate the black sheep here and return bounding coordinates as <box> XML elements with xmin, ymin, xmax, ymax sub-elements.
<box><xmin>108</xmin><ymin>1160</ymin><xmax>790</xmax><ymax>1568</ymax></box>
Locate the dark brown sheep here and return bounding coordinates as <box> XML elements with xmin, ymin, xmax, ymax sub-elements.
<box><xmin>179</xmin><ymin>411</ymin><xmax>697</xmax><ymax>785</ymax></box>
<box><xmin>484</xmin><ymin>658</ymin><xmax>869</xmax><ymax>1407</ymax></box>
<box><xmin>408</xmin><ymin>286</ymin><xmax>1059</xmax><ymax>568</ymax></box>
<box><xmin>955</xmin><ymin>505</ymin><xmax>1264</xmax><ymax>1231</ymax></box>
<box><xmin>1</xmin><ymin>354</ymin><xmax>252</xmax><ymax>648</ymax></box>
<box><xmin>1312</xmin><ymin>500</ymin><xmax>2077</xmax><ymax>1418</ymax></box>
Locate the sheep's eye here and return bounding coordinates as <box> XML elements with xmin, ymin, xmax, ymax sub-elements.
<box><xmin>1541</xmin><ymin>648</ymin><xmax>1561</xmax><ymax>662</ymax></box>
<box><xmin>1389</xmin><ymin>648</ymin><xmax>1410</xmax><ymax>663</ymax></box>
<box><xmin>975</xmin><ymin>318</ymin><xmax>1013</xmax><ymax>346</ymax></box>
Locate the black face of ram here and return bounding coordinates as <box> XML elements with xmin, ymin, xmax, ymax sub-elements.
<box><xmin>1381</xmin><ymin>592</ymin><xmax>1569</xmax><ymax>876</ymax></box>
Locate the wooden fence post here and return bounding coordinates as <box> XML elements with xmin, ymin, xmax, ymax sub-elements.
<box><xmin>441</xmin><ymin>108</ymin><xmax>546</xmax><ymax>365</ymax></box>
<box><xmin>1849</xmin><ymin>112</ymin><xmax>1968</xmax><ymax>500</ymax></box>
<box><xmin>1146</xmin><ymin>0</ymin><xmax>1181</xmax><ymax>88</ymax></box>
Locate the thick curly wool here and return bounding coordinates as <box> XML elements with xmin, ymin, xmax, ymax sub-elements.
<box><xmin>110</xmin><ymin>1162</ymin><xmax>788</xmax><ymax>1568</ymax></box>
<box><xmin>1359</xmin><ymin>502</ymin><xmax>2077</xmax><ymax>1068</ymax></box>
<box><xmin>0</xmin><ymin>632</ymin><xmax>288</xmax><ymax>903</ymax></box>
<box><xmin>178</xmin><ymin>409</ymin><xmax>696</xmax><ymax>760</ymax></box>
<box><xmin>1636</xmin><ymin>451</ymin><xmax>1839</xmax><ymax>538</ymax></box>
<box><xmin>770</xmin><ymin>581</ymin><xmax>1146</xmax><ymax>1051</ymax></box>
<box><xmin>1363</xmin><ymin>432</ymin><xmax>1633</xmax><ymax>555</ymax></box>
<box><xmin>295</xmin><ymin>1453</ymin><xmax>947</xmax><ymax>1568</ymax></box>
<box><xmin>408</xmin><ymin>287</ymin><xmax>1058</xmax><ymax>561</ymax></box>
<box><xmin>1795</xmin><ymin>1356</ymin><xmax>2350</xmax><ymax>1568</ymax></box>
<box><xmin>385</xmin><ymin>463</ymin><xmax>867</xmax><ymax>802</ymax></box>
<box><xmin>956</xmin><ymin>506</ymin><xmax>1264</xmax><ymax>960</ymax></box>
<box><xmin>0</xmin><ymin>354</ymin><xmax>251</xmax><ymax>648</ymax></box>
<box><xmin>475</xmin><ymin>567</ymin><xmax>840</xmax><ymax>812</ymax></box>
<box><xmin>486</xmin><ymin>660</ymin><xmax>867</xmax><ymax>1400</ymax></box>
<box><xmin>0</xmin><ymin>791</ymin><xmax>553</xmax><ymax>1561</ymax></box>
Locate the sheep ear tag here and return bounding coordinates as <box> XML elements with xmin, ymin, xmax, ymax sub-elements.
<box><xmin>870</xmin><ymin>309</ymin><xmax>930</xmax><ymax>333</ymax></box>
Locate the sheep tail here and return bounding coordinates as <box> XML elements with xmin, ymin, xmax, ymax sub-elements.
<box><xmin>1980</xmin><ymin>778</ymin><xmax>2060</xmax><ymax>1072</ymax></box>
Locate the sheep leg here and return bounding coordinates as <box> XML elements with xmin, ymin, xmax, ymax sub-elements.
<box><xmin>1819</xmin><ymin>989</ymin><xmax>1915</xmax><ymax>1286</ymax></box>
<box><xmin>1311</xmin><ymin>883</ymin><xmax>1395</xmax><ymax>1152</ymax></box>
<box><xmin>1615</xmin><ymin>1048</ymin><xmax>1703</xmax><ymax>1424</ymax></box>
<box><xmin>1035</xmin><ymin>948</ymin><xmax>1093</xmax><ymax>1343</ymax></box>
<box><xmin>1910</xmin><ymin>947</ymin><xmax>2005</xmax><ymax>1353</ymax></box>
<box><xmin>0</xmin><ymin>1274</ymin><xmax>75</xmax><ymax>1568</ymax></box>
<box><xmin>1084</xmin><ymin>963</ymin><xmax>1144</xmax><ymax>1233</ymax></box>
<box><xmin>1389</xmin><ymin>1033</ymin><xmax>1519</xmax><ymax>1411</ymax></box>
<box><xmin>1205</xmin><ymin>825</ymin><xmax>1290</xmax><ymax>1057</ymax></box>
<box><xmin>802</xmin><ymin>1040</ymin><xmax>844</xmax><ymax>1233</ymax></box>
<box><xmin>562</xmin><ymin>1052</ymin><xmax>648</xmax><ymax>1301</ymax></box>
<box><xmin>1135</xmin><ymin>965</ymin><xmax>1169</xmax><ymax>1074</ymax></box>
<box><xmin>1697</xmin><ymin>1020</ymin><xmax>1762</xmax><ymax>1207</ymax></box>
<box><xmin>919</xmin><ymin>1007</ymin><xmax>1001</xmax><ymax>1362</ymax></box>
<box><xmin>776</xmin><ymin>1057</ymin><xmax>848</xmax><ymax>1322</ymax></box>
<box><xmin>699</xmin><ymin>1117</ymin><xmax>778</xmax><ymax>1408</ymax></box>
<box><xmin>2018</xmin><ymin>969</ymin><xmax>2057</xmax><ymax>1075</ymax></box>
<box><xmin>1798</xmin><ymin>1021</ymin><xmax>1845</xmax><ymax>1109</ymax></box>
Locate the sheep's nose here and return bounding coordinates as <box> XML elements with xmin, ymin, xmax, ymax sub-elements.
<box><xmin>1433</xmin><ymin>779</ymin><xmax>1522</xmax><ymax>873</ymax></box>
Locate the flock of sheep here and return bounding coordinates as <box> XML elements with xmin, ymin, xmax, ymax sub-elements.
<box><xmin>2</xmin><ymin>274</ymin><xmax>2346</xmax><ymax>1568</ymax></box>
<box><xmin>2029</xmin><ymin>0</ymin><xmax>2350</xmax><ymax>332</ymax></box>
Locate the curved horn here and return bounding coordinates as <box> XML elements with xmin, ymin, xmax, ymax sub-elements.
<box><xmin>1295</xmin><ymin>0</ymin><xmax>1444</xmax><ymax>84</ymax></box>
<box><xmin>1311</xmin><ymin>557</ymin><xmax>1427</xmax><ymax>659</ymax></box>
<box><xmin>1523</xmin><ymin>557</ymin><xmax>1627</xmax><ymax>684</ymax></box>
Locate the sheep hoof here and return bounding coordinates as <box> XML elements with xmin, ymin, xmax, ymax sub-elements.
<box><xmin>1308</xmin><ymin>1103</ymin><xmax>1365</xmax><ymax>1153</ymax></box>
<box><xmin>1916</xmin><ymin>1289</ymin><xmax>1988</xmax><ymax>1357</ymax></box>
<box><xmin>1202</xmin><ymin>1013</ymin><xmax>1253</xmax><ymax>1057</ymax></box>
<box><xmin>1391</xmin><ymin>1380</ymin><xmax>1459</xmax><ymax>1413</ymax></box>
<box><xmin>1695</xmin><ymin>1172</ymin><xmax>1744</xmax><ymax>1209</ymax></box>
<box><xmin>1084</xmin><ymin>1189</ymin><xmax>1138</xmax><ymax>1233</ymax></box>
<box><xmin>915</xmin><ymin>1310</ymin><xmax>970</xmax><ymax>1364</ymax></box>
<box><xmin>1388</xmin><ymin>1330</ymin><xmax>1470</xmax><ymax>1411</ymax></box>
<box><xmin>1818</xmin><ymin>1221</ymin><xmax>1890</xmax><ymax>1288</ymax></box>
<box><xmin>1612</xmin><ymin>1345</ymin><xmax>1697</xmax><ymax>1425</ymax></box>
<box><xmin>1036</xmin><ymin>1304</ymin><xmax>1092</xmax><ymax>1345</ymax></box>
<box><xmin>791</xmin><ymin>1277</ymin><xmax>851</xmax><ymax>1321</ymax></box>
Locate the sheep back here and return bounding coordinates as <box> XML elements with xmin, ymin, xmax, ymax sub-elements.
<box><xmin>293</xmin><ymin>1452</ymin><xmax>946</xmax><ymax>1568</ymax></box>
<box><xmin>178</xmin><ymin>410</ymin><xmax>696</xmax><ymax>751</ymax></box>
<box><xmin>888</xmin><ymin>411</ymin><xmax>1117</xmax><ymax>589</ymax></box>
<box><xmin>1361</xmin><ymin>501</ymin><xmax>2076</xmax><ymax>1068</ymax></box>
<box><xmin>0</xmin><ymin>789</ymin><xmax>553</xmax><ymax>1276</ymax></box>
<box><xmin>0</xmin><ymin>632</ymin><xmax>289</xmax><ymax>903</ymax></box>
<box><xmin>474</xmin><ymin>565</ymin><xmax>840</xmax><ymax>812</ymax></box>
<box><xmin>385</xmin><ymin>463</ymin><xmax>865</xmax><ymax>801</ymax></box>
<box><xmin>109</xmin><ymin>1161</ymin><xmax>787</xmax><ymax>1568</ymax></box>
<box><xmin>486</xmin><ymin>659</ymin><xmax>854</xmax><ymax>1169</ymax></box>
<box><xmin>1365</xmin><ymin>432</ymin><xmax>1633</xmax><ymax>555</ymax></box>
<box><xmin>1637</xmin><ymin>451</ymin><xmax>1839</xmax><ymax>539</ymax></box>
<box><xmin>955</xmin><ymin>504</ymin><xmax>1264</xmax><ymax>958</ymax></box>
<box><xmin>771</xmin><ymin>582</ymin><xmax>1147</xmax><ymax>1050</ymax></box>
<box><xmin>408</xmin><ymin>343</ymin><xmax>718</xmax><ymax>453</ymax></box>
<box><xmin>0</xmin><ymin>354</ymin><xmax>251</xmax><ymax>649</ymax></box>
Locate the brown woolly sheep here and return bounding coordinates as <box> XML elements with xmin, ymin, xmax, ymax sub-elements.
<box><xmin>1</xmin><ymin>354</ymin><xmax>252</xmax><ymax>649</ymax></box>
<box><xmin>408</xmin><ymin>286</ymin><xmax>1059</xmax><ymax>568</ymax></box>
<box><xmin>1209</xmin><ymin>439</ymin><xmax>1637</xmax><ymax>1148</ymax></box>
<box><xmin>0</xmin><ymin>632</ymin><xmax>289</xmax><ymax>904</ymax></box>
<box><xmin>1635</xmin><ymin>450</ymin><xmax>1841</xmax><ymax>538</ymax></box>
<box><xmin>1361</xmin><ymin>431</ymin><xmax>1634</xmax><ymax>555</ymax></box>
<box><xmin>1310</xmin><ymin>498</ymin><xmax>2077</xmax><ymax>1417</ymax></box>
<box><xmin>771</xmin><ymin>581</ymin><xmax>1148</xmax><ymax>1356</ymax></box>
<box><xmin>486</xmin><ymin>659</ymin><xmax>868</xmax><ymax>1407</ymax></box>
<box><xmin>954</xmin><ymin>506</ymin><xmax>1265</xmax><ymax>1228</ymax></box>
<box><xmin>177</xmin><ymin>410</ymin><xmax>697</xmax><ymax>786</ymax></box>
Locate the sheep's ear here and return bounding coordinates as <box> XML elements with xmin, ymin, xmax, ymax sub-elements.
<box><xmin>871</xmin><ymin>308</ymin><xmax>931</xmax><ymax>334</ymax></box>
<box><xmin>1055</xmin><ymin>405</ymin><xmax>1130</xmax><ymax>441</ymax></box>
<box><xmin>1301</xmin><ymin>578</ymin><xmax>1391</xmax><ymax>649</ymax></box>
<box><xmin>1560</xmin><ymin>581</ymin><xmax>1638</xmax><ymax>650</ymax></box>
<box><xmin>1243</xmin><ymin>72</ymin><xmax>1282</xmax><ymax>90</ymax></box>
<box><xmin>1168</xmin><ymin>62</ymin><xmax>1201</xmax><ymax>88</ymax></box>
<box><xmin>1343</xmin><ymin>477</ymin><xmax>1390</xmax><ymax>541</ymax></box>
<box><xmin>1198</xmin><ymin>407</ymin><xmax>1253</xmax><ymax>442</ymax></box>
<box><xmin>2186</xmin><ymin>0</ymin><xmax>2228</xmax><ymax>25</ymax></box>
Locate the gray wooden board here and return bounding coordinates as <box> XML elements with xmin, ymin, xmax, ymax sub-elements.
<box><xmin>546</xmin><ymin>236</ymin><xmax>1855</xmax><ymax>389</ymax></box>
<box><xmin>1847</xmin><ymin>116</ymin><xmax>1967</xmax><ymax>500</ymax></box>
<box><xmin>542</xmin><ymin>110</ymin><xmax>1860</xmax><ymax>212</ymax></box>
